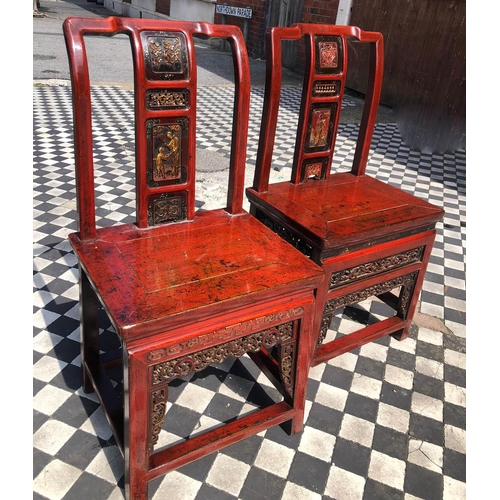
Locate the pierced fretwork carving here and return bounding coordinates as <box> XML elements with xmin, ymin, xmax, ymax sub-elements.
<box><xmin>146</xmin><ymin>89</ymin><xmax>189</xmax><ymax>110</ymax></box>
<box><xmin>318</xmin><ymin>272</ymin><xmax>419</xmax><ymax>346</ymax></box>
<box><xmin>147</xmin><ymin>193</ymin><xmax>187</xmax><ymax>226</ymax></box>
<box><xmin>150</xmin><ymin>388</ymin><xmax>167</xmax><ymax>448</ymax></box>
<box><xmin>152</xmin><ymin>322</ymin><xmax>295</xmax><ymax>389</ymax></box>
<box><xmin>312</xmin><ymin>80</ymin><xmax>340</xmax><ymax>97</ymax></box>
<box><xmin>278</xmin><ymin>342</ymin><xmax>295</xmax><ymax>396</ymax></box>
<box><xmin>146</xmin><ymin>307</ymin><xmax>304</xmax><ymax>362</ymax></box>
<box><xmin>329</xmin><ymin>247</ymin><xmax>424</xmax><ymax>290</ymax></box>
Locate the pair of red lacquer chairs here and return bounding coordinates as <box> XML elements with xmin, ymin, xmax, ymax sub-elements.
<box><xmin>63</xmin><ymin>17</ymin><xmax>443</xmax><ymax>498</ymax></box>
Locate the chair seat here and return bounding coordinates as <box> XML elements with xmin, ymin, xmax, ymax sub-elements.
<box><xmin>247</xmin><ymin>173</ymin><xmax>444</xmax><ymax>258</ymax></box>
<box><xmin>69</xmin><ymin>209</ymin><xmax>324</xmax><ymax>341</ymax></box>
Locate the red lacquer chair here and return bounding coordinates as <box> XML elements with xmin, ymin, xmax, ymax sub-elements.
<box><xmin>63</xmin><ymin>17</ymin><xmax>323</xmax><ymax>499</ymax></box>
<box><xmin>246</xmin><ymin>24</ymin><xmax>444</xmax><ymax>367</ymax></box>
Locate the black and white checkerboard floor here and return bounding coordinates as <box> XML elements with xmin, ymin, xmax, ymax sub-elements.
<box><xmin>33</xmin><ymin>84</ymin><xmax>466</xmax><ymax>500</ymax></box>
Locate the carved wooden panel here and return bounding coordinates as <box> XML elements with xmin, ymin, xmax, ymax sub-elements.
<box><xmin>329</xmin><ymin>247</ymin><xmax>425</xmax><ymax>290</ymax></box>
<box><xmin>146</xmin><ymin>118</ymin><xmax>188</xmax><ymax>188</ymax></box>
<box><xmin>315</xmin><ymin>36</ymin><xmax>343</xmax><ymax>75</ymax></box>
<box><xmin>151</xmin><ymin>322</ymin><xmax>295</xmax><ymax>385</ymax></box>
<box><xmin>142</xmin><ymin>31</ymin><xmax>189</xmax><ymax>81</ymax></box>
<box><xmin>300</xmin><ymin>157</ymin><xmax>329</xmax><ymax>182</ymax></box>
<box><xmin>312</xmin><ymin>80</ymin><xmax>341</xmax><ymax>98</ymax></box>
<box><xmin>318</xmin><ymin>272</ymin><xmax>419</xmax><ymax>345</ymax></box>
<box><xmin>147</xmin><ymin>192</ymin><xmax>188</xmax><ymax>226</ymax></box>
<box><xmin>150</xmin><ymin>388</ymin><xmax>167</xmax><ymax>447</ymax></box>
<box><xmin>304</xmin><ymin>102</ymin><xmax>337</xmax><ymax>153</ymax></box>
<box><xmin>146</xmin><ymin>89</ymin><xmax>189</xmax><ymax>110</ymax></box>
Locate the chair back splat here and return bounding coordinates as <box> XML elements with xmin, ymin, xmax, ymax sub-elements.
<box><xmin>64</xmin><ymin>17</ymin><xmax>323</xmax><ymax>499</ymax></box>
<box><xmin>246</xmin><ymin>23</ymin><xmax>444</xmax><ymax>367</ymax></box>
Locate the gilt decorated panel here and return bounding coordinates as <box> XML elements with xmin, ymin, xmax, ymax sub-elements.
<box><xmin>146</xmin><ymin>118</ymin><xmax>188</xmax><ymax>187</ymax></box>
<box><xmin>147</xmin><ymin>192</ymin><xmax>188</xmax><ymax>226</ymax></box>
<box><xmin>142</xmin><ymin>31</ymin><xmax>189</xmax><ymax>81</ymax></box>
<box><xmin>305</xmin><ymin>103</ymin><xmax>337</xmax><ymax>153</ymax></box>
<box><xmin>315</xmin><ymin>36</ymin><xmax>343</xmax><ymax>75</ymax></box>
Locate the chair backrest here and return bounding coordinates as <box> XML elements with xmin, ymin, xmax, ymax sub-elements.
<box><xmin>252</xmin><ymin>24</ymin><xmax>384</xmax><ymax>191</ymax></box>
<box><xmin>63</xmin><ymin>17</ymin><xmax>250</xmax><ymax>241</ymax></box>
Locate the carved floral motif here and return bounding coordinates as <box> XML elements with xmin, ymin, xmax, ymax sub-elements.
<box><xmin>318</xmin><ymin>41</ymin><xmax>339</xmax><ymax>69</ymax></box>
<box><xmin>146</xmin><ymin>307</ymin><xmax>304</xmax><ymax>362</ymax></box>
<box><xmin>318</xmin><ymin>272</ymin><xmax>419</xmax><ymax>345</ymax></box>
<box><xmin>147</xmin><ymin>194</ymin><xmax>187</xmax><ymax>226</ymax></box>
<box><xmin>149</xmin><ymin>36</ymin><xmax>182</xmax><ymax>74</ymax></box>
<box><xmin>152</xmin><ymin>322</ymin><xmax>295</xmax><ymax>386</ymax></box>
<box><xmin>150</xmin><ymin>389</ymin><xmax>167</xmax><ymax>447</ymax></box>
<box><xmin>304</xmin><ymin>162</ymin><xmax>322</xmax><ymax>179</ymax></box>
<box><xmin>147</xmin><ymin>90</ymin><xmax>188</xmax><ymax>109</ymax></box>
<box><xmin>329</xmin><ymin>247</ymin><xmax>424</xmax><ymax>289</ymax></box>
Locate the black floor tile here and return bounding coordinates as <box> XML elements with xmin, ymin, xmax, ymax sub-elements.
<box><xmin>404</xmin><ymin>463</ymin><xmax>443</xmax><ymax>500</ymax></box>
<box><xmin>416</xmin><ymin>341</ymin><xmax>444</xmax><ymax>363</ymax></box>
<box><xmin>220</xmin><ymin>434</ymin><xmax>264</xmax><ymax>465</ymax></box>
<box><xmin>321</xmin><ymin>364</ymin><xmax>354</xmax><ymax>391</ymax></box>
<box><xmin>444</xmin><ymin>364</ymin><xmax>466</xmax><ymax>388</ymax></box>
<box><xmin>177</xmin><ymin>452</ymin><xmax>218</xmax><ymax>482</ymax></box>
<box><xmin>412</xmin><ymin>373</ymin><xmax>444</xmax><ymax>401</ymax></box>
<box><xmin>204</xmin><ymin>393</ymin><xmax>246</xmax><ymax>422</ymax></box>
<box><xmin>355</xmin><ymin>356</ymin><xmax>386</xmax><ymax>380</ymax></box>
<box><xmin>52</xmin><ymin>394</ymin><xmax>101</xmax><ymax>429</ymax></box>
<box><xmin>363</xmin><ymin>478</ymin><xmax>405</xmax><ymax>500</ymax></box>
<box><xmin>386</xmin><ymin>349</ymin><xmax>416</xmax><ymax>372</ymax></box>
<box><xmin>287</xmin><ymin>451</ymin><xmax>331</xmax><ymax>493</ymax></box>
<box><xmin>443</xmin><ymin>448</ymin><xmax>466</xmax><ymax>483</ymax></box>
<box><xmin>443</xmin><ymin>402</ymin><xmax>466</xmax><ymax>430</ymax></box>
<box><xmin>332</xmin><ymin>438</ymin><xmax>371</xmax><ymax>477</ymax></box>
<box><xmin>380</xmin><ymin>382</ymin><xmax>412</xmax><ymax>412</ymax></box>
<box><xmin>55</xmin><ymin>429</ymin><xmax>105</xmax><ymax>470</ymax></box>
<box><xmin>372</xmin><ymin>425</ymin><xmax>408</xmax><ymax>461</ymax></box>
<box><xmin>33</xmin><ymin>447</ymin><xmax>53</xmax><ymax>480</ymax></box>
<box><xmin>409</xmin><ymin>414</ymin><xmax>444</xmax><ymax>447</ymax></box>
<box><xmin>64</xmin><ymin>471</ymin><xmax>116</xmax><ymax>500</ymax></box>
<box><xmin>196</xmin><ymin>484</ymin><xmax>238</xmax><ymax>500</ymax></box>
<box><xmin>306</xmin><ymin>403</ymin><xmax>343</xmax><ymax>436</ymax></box>
<box><xmin>344</xmin><ymin>392</ymin><xmax>379</xmax><ymax>422</ymax></box>
<box><xmin>240</xmin><ymin>467</ymin><xmax>287</xmax><ymax>500</ymax></box>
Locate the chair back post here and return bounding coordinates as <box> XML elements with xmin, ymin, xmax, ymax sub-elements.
<box><xmin>206</xmin><ymin>24</ymin><xmax>251</xmax><ymax>214</ymax></box>
<box><xmin>63</xmin><ymin>17</ymin><xmax>104</xmax><ymax>241</ymax></box>
<box><xmin>350</xmin><ymin>30</ymin><xmax>384</xmax><ymax>176</ymax></box>
<box><xmin>251</xmin><ymin>26</ymin><xmax>293</xmax><ymax>192</ymax></box>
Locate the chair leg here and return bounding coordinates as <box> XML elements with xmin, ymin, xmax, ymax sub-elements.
<box><xmin>80</xmin><ymin>267</ymin><xmax>99</xmax><ymax>394</ymax></box>
<box><xmin>391</xmin><ymin>324</ymin><xmax>411</xmax><ymax>341</ymax></box>
<box><xmin>124</xmin><ymin>352</ymin><xmax>151</xmax><ymax>500</ymax></box>
<box><xmin>392</xmin><ymin>268</ymin><xmax>425</xmax><ymax>342</ymax></box>
<box><xmin>289</xmin><ymin>310</ymin><xmax>315</xmax><ymax>434</ymax></box>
